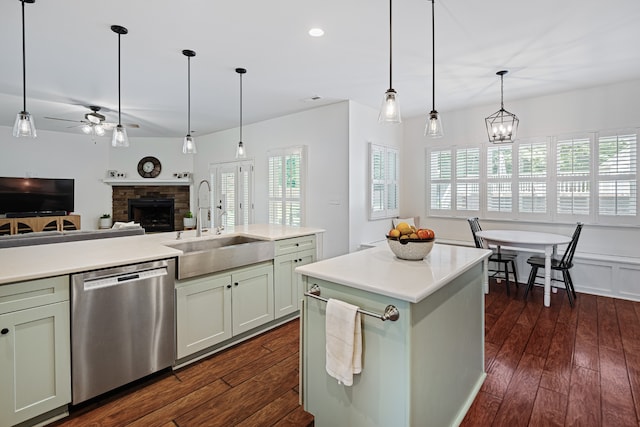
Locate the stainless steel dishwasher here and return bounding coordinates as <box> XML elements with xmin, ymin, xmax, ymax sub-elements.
<box><xmin>70</xmin><ymin>259</ymin><xmax>175</xmax><ymax>404</ymax></box>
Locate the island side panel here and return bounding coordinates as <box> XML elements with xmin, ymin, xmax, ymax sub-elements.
<box><xmin>409</xmin><ymin>263</ymin><xmax>486</xmax><ymax>426</ymax></box>
<box><xmin>302</xmin><ymin>276</ymin><xmax>412</xmax><ymax>427</ymax></box>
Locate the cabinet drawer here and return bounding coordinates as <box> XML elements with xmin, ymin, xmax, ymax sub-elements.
<box><xmin>275</xmin><ymin>235</ymin><xmax>316</xmax><ymax>256</ymax></box>
<box><xmin>0</xmin><ymin>276</ymin><xmax>69</xmax><ymax>315</ymax></box>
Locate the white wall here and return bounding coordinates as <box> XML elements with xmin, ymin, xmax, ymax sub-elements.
<box><xmin>348</xmin><ymin>101</ymin><xmax>403</xmax><ymax>252</ymax></box>
<box><xmin>193</xmin><ymin>102</ymin><xmax>351</xmax><ymax>259</ymax></box>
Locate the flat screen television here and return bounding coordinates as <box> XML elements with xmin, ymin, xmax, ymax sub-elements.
<box><xmin>0</xmin><ymin>177</ymin><xmax>75</xmax><ymax>216</ymax></box>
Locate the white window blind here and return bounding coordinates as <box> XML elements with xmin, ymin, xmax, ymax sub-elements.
<box><xmin>212</xmin><ymin>161</ymin><xmax>254</xmax><ymax>228</ymax></box>
<box><xmin>456</xmin><ymin>147</ymin><xmax>480</xmax><ymax>211</ymax></box>
<box><xmin>487</xmin><ymin>145</ymin><xmax>513</xmax><ymax>213</ymax></box>
<box><xmin>518</xmin><ymin>141</ymin><xmax>547</xmax><ymax>214</ymax></box>
<box><xmin>268</xmin><ymin>146</ymin><xmax>306</xmax><ymax>226</ymax></box>
<box><xmin>429</xmin><ymin>149</ymin><xmax>452</xmax><ymax>211</ymax></box>
<box><xmin>556</xmin><ymin>136</ymin><xmax>591</xmax><ymax>215</ymax></box>
<box><xmin>369</xmin><ymin>143</ymin><xmax>399</xmax><ymax>219</ymax></box>
<box><xmin>598</xmin><ymin>132</ymin><xmax>637</xmax><ymax>216</ymax></box>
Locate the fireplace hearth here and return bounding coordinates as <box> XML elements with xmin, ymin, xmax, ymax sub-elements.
<box><xmin>128</xmin><ymin>198</ymin><xmax>175</xmax><ymax>232</ymax></box>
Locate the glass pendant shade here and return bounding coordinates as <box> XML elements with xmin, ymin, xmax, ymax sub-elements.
<box><xmin>183</xmin><ymin>135</ymin><xmax>196</xmax><ymax>154</ymax></box>
<box><xmin>379</xmin><ymin>89</ymin><xmax>401</xmax><ymax>123</ymax></box>
<box><xmin>485</xmin><ymin>70</ymin><xmax>519</xmax><ymax>144</ymax></box>
<box><xmin>236</xmin><ymin>141</ymin><xmax>246</xmax><ymax>159</ymax></box>
<box><xmin>425</xmin><ymin>110</ymin><xmax>443</xmax><ymax>138</ymax></box>
<box><xmin>379</xmin><ymin>0</ymin><xmax>401</xmax><ymax>124</ymax></box>
<box><xmin>13</xmin><ymin>112</ymin><xmax>36</xmax><ymax>138</ymax></box>
<box><xmin>81</xmin><ymin>123</ymin><xmax>92</xmax><ymax>134</ymax></box>
<box><xmin>111</xmin><ymin>124</ymin><xmax>129</xmax><ymax>147</ymax></box>
<box><xmin>94</xmin><ymin>124</ymin><xmax>105</xmax><ymax>136</ymax></box>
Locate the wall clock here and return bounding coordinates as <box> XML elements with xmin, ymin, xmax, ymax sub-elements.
<box><xmin>137</xmin><ymin>156</ymin><xmax>161</xmax><ymax>178</ymax></box>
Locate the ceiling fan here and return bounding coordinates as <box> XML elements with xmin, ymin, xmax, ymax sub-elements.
<box><xmin>45</xmin><ymin>106</ymin><xmax>140</xmax><ymax>137</ymax></box>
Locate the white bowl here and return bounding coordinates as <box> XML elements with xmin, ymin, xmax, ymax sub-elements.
<box><xmin>386</xmin><ymin>237</ymin><xmax>435</xmax><ymax>260</ymax></box>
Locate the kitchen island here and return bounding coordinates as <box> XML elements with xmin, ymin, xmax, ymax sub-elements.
<box><xmin>296</xmin><ymin>243</ymin><xmax>491</xmax><ymax>427</ymax></box>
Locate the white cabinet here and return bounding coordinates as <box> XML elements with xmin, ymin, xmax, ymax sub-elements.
<box><xmin>175</xmin><ymin>273</ymin><xmax>232</xmax><ymax>359</ymax></box>
<box><xmin>0</xmin><ymin>276</ymin><xmax>71</xmax><ymax>427</ymax></box>
<box><xmin>274</xmin><ymin>235</ymin><xmax>316</xmax><ymax>318</ymax></box>
<box><xmin>231</xmin><ymin>263</ymin><xmax>274</xmax><ymax>335</ymax></box>
<box><xmin>175</xmin><ymin>262</ymin><xmax>274</xmax><ymax>360</ymax></box>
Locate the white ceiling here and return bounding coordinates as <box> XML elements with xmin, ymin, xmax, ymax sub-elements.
<box><xmin>1</xmin><ymin>0</ymin><xmax>640</xmax><ymax>138</ymax></box>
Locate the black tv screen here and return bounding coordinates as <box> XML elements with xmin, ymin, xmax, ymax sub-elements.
<box><xmin>0</xmin><ymin>177</ymin><xmax>75</xmax><ymax>216</ymax></box>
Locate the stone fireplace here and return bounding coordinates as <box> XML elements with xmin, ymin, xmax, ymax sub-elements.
<box><xmin>112</xmin><ymin>185</ymin><xmax>190</xmax><ymax>232</ymax></box>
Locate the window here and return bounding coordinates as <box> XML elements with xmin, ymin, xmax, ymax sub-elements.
<box><xmin>424</xmin><ymin>128</ymin><xmax>639</xmax><ymax>226</ymax></box>
<box><xmin>487</xmin><ymin>145</ymin><xmax>513</xmax><ymax>213</ymax></box>
<box><xmin>369</xmin><ymin>143</ymin><xmax>399</xmax><ymax>219</ymax></box>
<box><xmin>556</xmin><ymin>135</ymin><xmax>591</xmax><ymax>216</ymax></box>
<box><xmin>429</xmin><ymin>149</ymin><xmax>452</xmax><ymax>212</ymax></box>
<box><xmin>268</xmin><ymin>146</ymin><xmax>306</xmax><ymax>226</ymax></box>
<box><xmin>597</xmin><ymin>131</ymin><xmax>637</xmax><ymax>218</ymax></box>
<box><xmin>456</xmin><ymin>147</ymin><xmax>480</xmax><ymax>211</ymax></box>
<box><xmin>212</xmin><ymin>161</ymin><xmax>254</xmax><ymax>228</ymax></box>
<box><xmin>518</xmin><ymin>140</ymin><xmax>547</xmax><ymax>215</ymax></box>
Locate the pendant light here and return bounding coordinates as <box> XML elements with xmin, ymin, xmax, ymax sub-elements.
<box><xmin>485</xmin><ymin>70</ymin><xmax>519</xmax><ymax>144</ymax></box>
<box><xmin>235</xmin><ymin>67</ymin><xmax>247</xmax><ymax>159</ymax></box>
<box><xmin>378</xmin><ymin>0</ymin><xmax>401</xmax><ymax>124</ymax></box>
<box><xmin>13</xmin><ymin>0</ymin><xmax>37</xmax><ymax>139</ymax></box>
<box><xmin>182</xmin><ymin>49</ymin><xmax>197</xmax><ymax>154</ymax></box>
<box><xmin>111</xmin><ymin>25</ymin><xmax>129</xmax><ymax>148</ymax></box>
<box><xmin>425</xmin><ymin>0</ymin><xmax>443</xmax><ymax>138</ymax></box>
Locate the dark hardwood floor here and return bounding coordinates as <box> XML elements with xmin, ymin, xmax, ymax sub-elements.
<box><xmin>51</xmin><ymin>319</ymin><xmax>313</xmax><ymax>427</ymax></box>
<box><xmin>462</xmin><ymin>280</ymin><xmax>640</xmax><ymax>427</ymax></box>
<box><xmin>51</xmin><ymin>280</ymin><xmax>640</xmax><ymax>427</ymax></box>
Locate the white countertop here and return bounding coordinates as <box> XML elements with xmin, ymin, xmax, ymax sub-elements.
<box><xmin>295</xmin><ymin>243</ymin><xmax>491</xmax><ymax>303</ymax></box>
<box><xmin>0</xmin><ymin>224</ymin><xmax>324</xmax><ymax>285</ymax></box>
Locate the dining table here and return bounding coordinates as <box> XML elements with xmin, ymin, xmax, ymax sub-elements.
<box><xmin>475</xmin><ymin>229</ymin><xmax>572</xmax><ymax>307</ymax></box>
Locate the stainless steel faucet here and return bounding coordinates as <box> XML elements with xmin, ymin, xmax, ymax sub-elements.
<box><xmin>215</xmin><ymin>209</ymin><xmax>228</xmax><ymax>234</ymax></box>
<box><xmin>196</xmin><ymin>179</ymin><xmax>211</xmax><ymax>237</ymax></box>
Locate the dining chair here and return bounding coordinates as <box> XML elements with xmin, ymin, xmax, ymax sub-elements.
<box><xmin>523</xmin><ymin>222</ymin><xmax>583</xmax><ymax>307</ymax></box>
<box><xmin>467</xmin><ymin>217</ymin><xmax>519</xmax><ymax>296</ymax></box>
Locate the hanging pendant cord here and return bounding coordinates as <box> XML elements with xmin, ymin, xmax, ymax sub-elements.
<box><xmin>21</xmin><ymin>0</ymin><xmax>27</xmax><ymax>112</ymax></box>
<box><xmin>239</xmin><ymin>72</ymin><xmax>243</xmax><ymax>142</ymax></box>
<box><xmin>500</xmin><ymin>73</ymin><xmax>505</xmax><ymax>110</ymax></box>
<box><xmin>389</xmin><ymin>0</ymin><xmax>393</xmax><ymax>89</ymax></box>
<box><xmin>431</xmin><ymin>0</ymin><xmax>435</xmax><ymax>111</ymax></box>
<box><xmin>117</xmin><ymin>32</ymin><xmax>122</xmax><ymax>126</ymax></box>
<box><xmin>187</xmin><ymin>56</ymin><xmax>191</xmax><ymax>135</ymax></box>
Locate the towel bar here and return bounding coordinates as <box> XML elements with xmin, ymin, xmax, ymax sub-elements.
<box><xmin>304</xmin><ymin>284</ymin><xmax>400</xmax><ymax>322</ymax></box>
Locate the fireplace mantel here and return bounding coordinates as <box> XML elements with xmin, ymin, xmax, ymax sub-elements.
<box><xmin>103</xmin><ymin>178</ymin><xmax>192</xmax><ymax>186</ymax></box>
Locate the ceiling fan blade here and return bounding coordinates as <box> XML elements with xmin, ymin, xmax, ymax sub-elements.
<box><xmin>102</xmin><ymin>122</ymin><xmax>140</xmax><ymax>130</ymax></box>
<box><xmin>44</xmin><ymin>117</ymin><xmax>83</xmax><ymax>123</ymax></box>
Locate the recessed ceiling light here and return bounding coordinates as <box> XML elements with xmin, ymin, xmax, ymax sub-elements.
<box><xmin>308</xmin><ymin>28</ymin><xmax>324</xmax><ymax>37</ymax></box>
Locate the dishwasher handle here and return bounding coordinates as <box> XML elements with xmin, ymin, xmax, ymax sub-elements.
<box><xmin>83</xmin><ymin>267</ymin><xmax>168</xmax><ymax>291</ymax></box>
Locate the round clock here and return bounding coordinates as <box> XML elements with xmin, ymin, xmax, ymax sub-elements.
<box><xmin>137</xmin><ymin>156</ymin><xmax>161</xmax><ymax>178</ymax></box>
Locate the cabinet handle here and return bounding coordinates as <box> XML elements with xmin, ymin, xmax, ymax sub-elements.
<box><xmin>227</xmin><ymin>285</ymin><xmax>231</xmax><ymax>289</ymax></box>
<box><xmin>1</xmin><ymin>328</ymin><xmax>8</xmax><ymax>335</ymax></box>
<box><xmin>299</xmin><ymin>258</ymin><xmax>303</xmax><ymax>262</ymax></box>
<box><xmin>294</xmin><ymin>259</ymin><xmax>298</xmax><ymax>263</ymax></box>
<box><xmin>234</xmin><ymin>282</ymin><xmax>239</xmax><ymax>286</ymax></box>
<box><xmin>296</xmin><ymin>243</ymin><xmax>299</xmax><ymax>246</ymax></box>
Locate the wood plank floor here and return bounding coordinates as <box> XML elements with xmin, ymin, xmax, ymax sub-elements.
<box><xmin>50</xmin><ymin>280</ymin><xmax>640</xmax><ymax>427</ymax></box>
<box><xmin>462</xmin><ymin>280</ymin><xmax>640</xmax><ymax>427</ymax></box>
<box><xmin>50</xmin><ymin>319</ymin><xmax>314</xmax><ymax>427</ymax></box>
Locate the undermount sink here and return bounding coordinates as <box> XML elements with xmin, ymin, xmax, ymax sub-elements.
<box><xmin>166</xmin><ymin>235</ymin><xmax>275</xmax><ymax>280</ymax></box>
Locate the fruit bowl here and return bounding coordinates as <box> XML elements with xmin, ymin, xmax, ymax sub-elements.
<box><xmin>386</xmin><ymin>236</ymin><xmax>435</xmax><ymax>260</ymax></box>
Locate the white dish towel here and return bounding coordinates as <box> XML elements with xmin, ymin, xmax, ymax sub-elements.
<box><xmin>325</xmin><ymin>298</ymin><xmax>362</xmax><ymax>386</ymax></box>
